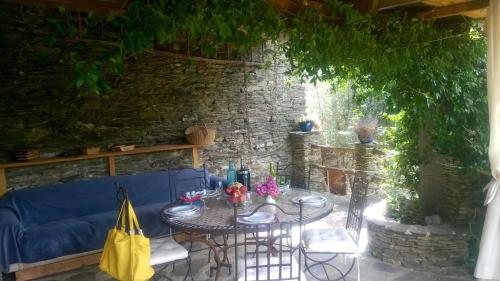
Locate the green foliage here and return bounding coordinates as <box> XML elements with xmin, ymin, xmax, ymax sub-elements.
<box><xmin>284</xmin><ymin>1</ymin><xmax>487</xmax><ymax>181</ymax></box>
<box><xmin>385</xmin><ymin>185</ymin><xmax>425</xmax><ymax>225</ymax></box>
<box><xmin>41</xmin><ymin>0</ymin><xmax>488</xmax><ymax>212</ymax></box>
<box><xmin>45</xmin><ymin>0</ymin><xmax>283</xmax><ymax>95</ymax></box>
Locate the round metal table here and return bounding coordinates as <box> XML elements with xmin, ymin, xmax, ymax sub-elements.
<box><xmin>160</xmin><ymin>188</ymin><xmax>334</xmax><ymax>280</ymax></box>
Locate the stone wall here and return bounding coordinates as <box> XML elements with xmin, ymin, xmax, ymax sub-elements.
<box><xmin>418</xmin><ymin>124</ymin><xmax>487</xmax><ymax>225</ymax></box>
<box><xmin>289</xmin><ymin>132</ymin><xmax>324</xmax><ymax>190</ymax></box>
<box><xmin>366</xmin><ymin>202</ymin><xmax>469</xmax><ymax>270</ymax></box>
<box><xmin>0</xmin><ymin>3</ymin><xmax>306</xmax><ymax>189</ymax></box>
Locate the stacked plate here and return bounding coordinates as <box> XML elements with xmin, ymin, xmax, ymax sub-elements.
<box><xmin>202</xmin><ymin>189</ymin><xmax>220</xmax><ymax>199</ymax></box>
<box><xmin>279</xmin><ymin>184</ymin><xmax>290</xmax><ymax>194</ymax></box>
<box><xmin>291</xmin><ymin>195</ymin><xmax>327</xmax><ymax>207</ymax></box>
<box><xmin>163</xmin><ymin>205</ymin><xmax>200</xmax><ymax>218</ymax></box>
<box><xmin>237</xmin><ymin>212</ymin><xmax>275</xmax><ymax>224</ymax></box>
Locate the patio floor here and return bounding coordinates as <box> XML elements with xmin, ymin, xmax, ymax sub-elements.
<box><xmin>2</xmin><ymin>195</ymin><xmax>474</xmax><ymax>281</ymax></box>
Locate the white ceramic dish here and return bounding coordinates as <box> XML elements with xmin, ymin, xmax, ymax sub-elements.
<box><xmin>164</xmin><ymin>205</ymin><xmax>200</xmax><ymax>217</ymax></box>
<box><xmin>237</xmin><ymin>212</ymin><xmax>275</xmax><ymax>224</ymax></box>
<box><xmin>202</xmin><ymin>189</ymin><xmax>220</xmax><ymax>198</ymax></box>
<box><xmin>291</xmin><ymin>195</ymin><xmax>327</xmax><ymax>207</ymax></box>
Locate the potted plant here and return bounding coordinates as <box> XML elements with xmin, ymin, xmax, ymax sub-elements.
<box><xmin>297</xmin><ymin>115</ymin><xmax>314</xmax><ymax>132</ymax></box>
<box><xmin>354</xmin><ymin>119</ymin><xmax>377</xmax><ymax>144</ymax></box>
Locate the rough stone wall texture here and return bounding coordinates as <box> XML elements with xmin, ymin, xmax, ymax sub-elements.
<box><xmin>289</xmin><ymin>132</ymin><xmax>325</xmax><ymax>191</ymax></box>
<box><xmin>354</xmin><ymin>143</ymin><xmax>383</xmax><ymax>196</ymax></box>
<box><xmin>0</xmin><ymin>4</ymin><xmax>305</xmax><ymax>189</ymax></box>
<box><xmin>418</xmin><ymin>125</ymin><xmax>486</xmax><ymax>225</ymax></box>
<box><xmin>367</xmin><ymin>218</ymin><xmax>469</xmax><ymax>269</ymax></box>
<box><xmin>439</xmin><ymin>164</ymin><xmax>488</xmax><ymax>225</ymax></box>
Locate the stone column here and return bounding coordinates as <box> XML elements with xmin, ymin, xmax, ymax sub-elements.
<box><xmin>289</xmin><ymin>131</ymin><xmax>321</xmax><ymax>189</ymax></box>
<box><xmin>354</xmin><ymin>143</ymin><xmax>380</xmax><ymax>194</ymax></box>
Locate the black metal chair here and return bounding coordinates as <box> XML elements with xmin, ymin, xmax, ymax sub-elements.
<box><xmin>150</xmin><ymin>237</ymin><xmax>194</xmax><ymax>281</ymax></box>
<box><xmin>167</xmin><ymin>165</ymin><xmax>210</xmax><ymax>273</ymax></box>
<box><xmin>301</xmin><ymin>171</ymin><xmax>369</xmax><ymax>281</ymax></box>
<box><xmin>169</xmin><ymin>164</ymin><xmax>210</xmax><ymax>200</ymax></box>
<box><xmin>276</xmin><ymin>162</ymin><xmax>302</xmax><ymax>189</ymax></box>
<box><xmin>233</xmin><ymin>202</ymin><xmax>306</xmax><ymax>281</ymax></box>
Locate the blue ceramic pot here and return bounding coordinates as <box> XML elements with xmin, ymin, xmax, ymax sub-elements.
<box><xmin>299</xmin><ymin>121</ymin><xmax>313</xmax><ymax>132</ymax></box>
<box><xmin>358</xmin><ymin>134</ymin><xmax>374</xmax><ymax>144</ymax></box>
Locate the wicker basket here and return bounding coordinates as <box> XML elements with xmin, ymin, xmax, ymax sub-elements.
<box><xmin>185</xmin><ymin>124</ymin><xmax>215</xmax><ymax>145</ymax></box>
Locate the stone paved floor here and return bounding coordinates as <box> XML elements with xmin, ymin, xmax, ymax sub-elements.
<box><xmin>2</xmin><ymin>195</ymin><xmax>474</xmax><ymax>281</ymax></box>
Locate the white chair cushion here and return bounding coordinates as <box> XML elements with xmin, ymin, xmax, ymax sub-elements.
<box><xmin>150</xmin><ymin>237</ymin><xmax>188</xmax><ymax>266</ymax></box>
<box><xmin>237</xmin><ymin>254</ymin><xmax>307</xmax><ymax>281</ymax></box>
<box><xmin>302</xmin><ymin>228</ymin><xmax>357</xmax><ymax>254</ymax></box>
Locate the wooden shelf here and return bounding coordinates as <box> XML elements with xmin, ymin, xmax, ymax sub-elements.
<box><xmin>0</xmin><ymin>144</ymin><xmax>204</xmax><ymax>169</ymax></box>
<box><xmin>0</xmin><ymin>144</ymin><xmax>206</xmax><ymax>196</ymax></box>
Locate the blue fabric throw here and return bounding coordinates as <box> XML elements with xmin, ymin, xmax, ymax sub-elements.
<box><xmin>0</xmin><ymin>169</ymin><xmax>219</xmax><ymax>272</ymax></box>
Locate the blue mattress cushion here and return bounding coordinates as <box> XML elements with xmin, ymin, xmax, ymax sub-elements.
<box><xmin>0</xmin><ymin>171</ymin><xmax>172</xmax><ymax>227</ymax></box>
<box><xmin>19</xmin><ymin>202</ymin><xmax>169</xmax><ymax>263</ymax></box>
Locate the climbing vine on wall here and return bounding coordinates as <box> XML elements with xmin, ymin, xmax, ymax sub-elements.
<box><xmin>43</xmin><ymin>0</ymin><xmax>488</xmax><ymax>181</ymax></box>
<box><xmin>285</xmin><ymin>1</ymin><xmax>487</xmax><ymax>184</ymax></box>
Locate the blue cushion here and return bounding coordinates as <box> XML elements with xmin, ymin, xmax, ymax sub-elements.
<box><xmin>0</xmin><ymin>171</ymin><xmax>171</xmax><ymax>226</ymax></box>
<box><xmin>0</xmin><ymin>207</ymin><xmax>22</xmax><ymax>272</ymax></box>
<box><xmin>19</xmin><ymin>202</ymin><xmax>169</xmax><ymax>263</ymax></box>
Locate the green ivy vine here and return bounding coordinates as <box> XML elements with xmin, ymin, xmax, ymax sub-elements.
<box><xmin>285</xmin><ymin>1</ymin><xmax>487</xmax><ymax>181</ymax></box>
<box><xmin>43</xmin><ymin>0</ymin><xmax>488</xmax><ymax>184</ymax></box>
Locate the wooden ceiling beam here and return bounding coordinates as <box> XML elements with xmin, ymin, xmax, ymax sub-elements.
<box><xmin>419</xmin><ymin>0</ymin><xmax>489</xmax><ymax>19</ymax></box>
<box><xmin>4</xmin><ymin>0</ymin><xmax>127</xmax><ymax>15</ymax></box>
<box><xmin>377</xmin><ymin>0</ymin><xmax>424</xmax><ymax>11</ymax></box>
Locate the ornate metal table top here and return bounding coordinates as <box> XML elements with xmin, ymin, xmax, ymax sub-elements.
<box><xmin>160</xmin><ymin>188</ymin><xmax>334</xmax><ymax>234</ymax></box>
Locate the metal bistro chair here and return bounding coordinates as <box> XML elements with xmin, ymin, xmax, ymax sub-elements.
<box><xmin>169</xmin><ymin>164</ymin><xmax>211</xmax><ymax>200</ymax></box>
<box><xmin>150</xmin><ymin>237</ymin><xmax>194</xmax><ymax>281</ymax></box>
<box><xmin>169</xmin><ymin>165</ymin><xmax>229</xmax><ymax>272</ymax></box>
<box><xmin>233</xmin><ymin>202</ymin><xmax>306</xmax><ymax>281</ymax></box>
<box><xmin>276</xmin><ymin>162</ymin><xmax>302</xmax><ymax>189</ymax></box>
<box><xmin>301</xmin><ymin>171</ymin><xmax>369</xmax><ymax>281</ymax></box>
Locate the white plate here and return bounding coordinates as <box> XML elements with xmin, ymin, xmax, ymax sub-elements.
<box><xmin>291</xmin><ymin>195</ymin><xmax>327</xmax><ymax>206</ymax></box>
<box><xmin>202</xmin><ymin>189</ymin><xmax>219</xmax><ymax>198</ymax></box>
<box><xmin>279</xmin><ymin>184</ymin><xmax>290</xmax><ymax>193</ymax></box>
<box><xmin>238</xmin><ymin>212</ymin><xmax>275</xmax><ymax>224</ymax></box>
<box><xmin>164</xmin><ymin>205</ymin><xmax>200</xmax><ymax>216</ymax></box>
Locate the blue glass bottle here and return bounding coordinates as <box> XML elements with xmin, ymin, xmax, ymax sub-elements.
<box><xmin>227</xmin><ymin>160</ymin><xmax>236</xmax><ymax>185</ymax></box>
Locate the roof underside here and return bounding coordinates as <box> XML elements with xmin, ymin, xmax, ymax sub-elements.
<box><xmin>4</xmin><ymin>0</ymin><xmax>489</xmax><ymax>20</ymax></box>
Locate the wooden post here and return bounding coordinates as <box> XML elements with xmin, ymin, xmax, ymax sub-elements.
<box><xmin>108</xmin><ymin>156</ymin><xmax>116</xmax><ymax>176</ymax></box>
<box><xmin>0</xmin><ymin>168</ymin><xmax>6</xmax><ymax>197</ymax></box>
<box><xmin>192</xmin><ymin>147</ymin><xmax>200</xmax><ymax>168</ymax></box>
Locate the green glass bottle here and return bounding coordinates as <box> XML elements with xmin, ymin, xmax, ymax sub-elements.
<box><xmin>269</xmin><ymin>162</ymin><xmax>276</xmax><ymax>178</ymax></box>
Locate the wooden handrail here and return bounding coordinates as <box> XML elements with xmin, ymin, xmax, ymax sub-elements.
<box><xmin>0</xmin><ymin>144</ymin><xmax>206</xmax><ymax>196</ymax></box>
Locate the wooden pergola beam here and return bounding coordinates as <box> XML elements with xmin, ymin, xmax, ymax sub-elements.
<box><xmin>377</xmin><ymin>0</ymin><xmax>424</xmax><ymax>11</ymax></box>
<box><xmin>419</xmin><ymin>0</ymin><xmax>489</xmax><ymax>19</ymax></box>
<box><xmin>4</xmin><ymin>0</ymin><xmax>127</xmax><ymax>15</ymax></box>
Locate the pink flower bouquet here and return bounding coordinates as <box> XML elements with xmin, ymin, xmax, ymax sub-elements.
<box><xmin>255</xmin><ymin>176</ymin><xmax>280</xmax><ymax>198</ymax></box>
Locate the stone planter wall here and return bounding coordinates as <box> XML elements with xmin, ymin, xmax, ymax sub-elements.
<box><xmin>0</xmin><ymin>3</ymin><xmax>306</xmax><ymax>190</ymax></box>
<box><xmin>366</xmin><ymin>202</ymin><xmax>469</xmax><ymax>270</ymax></box>
<box><xmin>289</xmin><ymin>132</ymin><xmax>324</xmax><ymax>190</ymax></box>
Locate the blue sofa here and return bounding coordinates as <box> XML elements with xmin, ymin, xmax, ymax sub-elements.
<box><xmin>0</xmin><ymin>169</ymin><xmax>222</xmax><ymax>273</ymax></box>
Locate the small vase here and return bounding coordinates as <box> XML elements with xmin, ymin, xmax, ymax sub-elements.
<box><xmin>266</xmin><ymin>195</ymin><xmax>276</xmax><ymax>212</ymax></box>
<box><xmin>357</xmin><ymin>134</ymin><xmax>374</xmax><ymax>144</ymax></box>
<box><xmin>299</xmin><ymin>121</ymin><xmax>313</xmax><ymax>132</ymax></box>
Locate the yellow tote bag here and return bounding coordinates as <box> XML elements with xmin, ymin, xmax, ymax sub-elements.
<box><xmin>99</xmin><ymin>199</ymin><xmax>154</xmax><ymax>281</ymax></box>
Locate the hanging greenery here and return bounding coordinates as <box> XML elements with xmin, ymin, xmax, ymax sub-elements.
<box><xmin>285</xmin><ymin>0</ymin><xmax>487</xmax><ymax>182</ymax></box>
<box><xmin>42</xmin><ymin>0</ymin><xmax>487</xmax><ymax>182</ymax></box>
